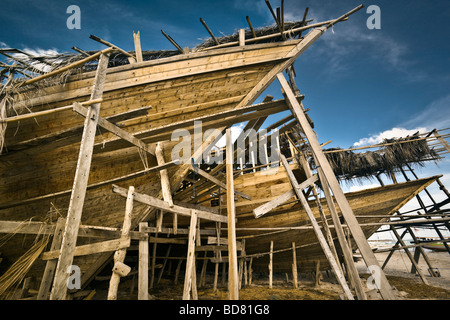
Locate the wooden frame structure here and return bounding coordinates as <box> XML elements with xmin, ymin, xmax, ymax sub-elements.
<box><xmin>1</xmin><ymin>2</ymin><xmax>449</xmax><ymax>301</ymax></box>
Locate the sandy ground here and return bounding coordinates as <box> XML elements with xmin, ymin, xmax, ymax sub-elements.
<box><xmin>86</xmin><ymin>247</ymin><xmax>450</xmax><ymax>300</ymax></box>
<box><xmin>356</xmin><ymin>248</ymin><xmax>450</xmax><ymax>294</ymax></box>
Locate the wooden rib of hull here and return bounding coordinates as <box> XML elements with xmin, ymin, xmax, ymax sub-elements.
<box><xmin>231</xmin><ymin>165</ymin><xmax>439</xmax><ymax>272</ymax></box>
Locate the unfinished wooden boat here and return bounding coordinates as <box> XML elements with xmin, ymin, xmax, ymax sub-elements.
<box><xmin>0</xmin><ymin>13</ymin><xmax>348</xmax><ymax>292</ymax></box>
<box><xmin>0</xmin><ymin>3</ymin><xmax>446</xmax><ymax>299</ymax></box>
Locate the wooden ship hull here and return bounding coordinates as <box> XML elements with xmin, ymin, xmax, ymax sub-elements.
<box><xmin>0</xmin><ymin>40</ymin><xmax>305</xmax><ymax>284</ymax></box>
<box><xmin>0</xmin><ymin>4</ymin><xmax>446</xmax><ymax>299</ymax></box>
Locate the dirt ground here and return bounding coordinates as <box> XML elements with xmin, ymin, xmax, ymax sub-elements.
<box><xmin>87</xmin><ymin>248</ymin><xmax>450</xmax><ymax>301</ymax></box>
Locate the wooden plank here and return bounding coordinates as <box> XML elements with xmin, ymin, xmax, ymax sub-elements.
<box><xmin>0</xmin><ymin>160</ymin><xmax>177</xmax><ymax>211</ymax></box>
<box><xmin>90</xmin><ymin>34</ymin><xmax>136</xmax><ymax>63</ymax></box>
<box><xmin>156</xmin><ymin>142</ymin><xmax>173</xmax><ymax>206</ymax></box>
<box><xmin>269</xmin><ymin>240</ymin><xmax>273</xmax><ymax>289</ymax></box>
<box><xmin>138</xmin><ymin>222</ymin><xmax>149</xmax><ymax>300</ymax></box>
<box><xmin>292</xmin><ymin>242</ymin><xmax>298</xmax><ymax>289</ymax></box>
<box><xmin>112</xmin><ymin>184</ymin><xmax>227</xmax><ymax>223</ymax></box>
<box><xmin>1</xmin><ymin>99</ymin><xmax>102</xmax><ymax>124</ymax></box>
<box><xmin>37</xmin><ymin>218</ymin><xmax>65</xmax><ymax>300</ymax></box>
<box><xmin>183</xmin><ymin>210</ymin><xmax>198</xmax><ymax>300</ymax></box>
<box><xmin>252</xmin><ymin>174</ymin><xmax>317</xmax><ymax>218</ymax></box>
<box><xmin>73</xmin><ymin>102</ymin><xmax>156</xmax><ymax>156</ymax></box>
<box><xmin>226</xmin><ymin>128</ymin><xmax>239</xmax><ymax>300</ymax></box>
<box><xmin>278</xmin><ymin>72</ymin><xmax>397</xmax><ymax>300</ymax></box>
<box><xmin>42</xmin><ymin>238</ymin><xmax>130</xmax><ymax>260</ymax></box>
<box><xmin>107</xmin><ymin>185</ymin><xmax>134</xmax><ymax>300</ymax></box>
<box><xmin>133</xmin><ymin>31</ymin><xmax>143</xmax><ymax>63</ymax></box>
<box><xmin>239</xmin><ymin>29</ymin><xmax>246</xmax><ymax>46</ymax></box>
<box><xmin>20</xmin><ymin>47</ymin><xmax>115</xmax><ymax>87</ymax></box>
<box><xmin>280</xmin><ymin>154</ymin><xmax>354</xmax><ymax>300</ymax></box>
<box><xmin>50</xmin><ymin>53</ymin><xmax>110</xmax><ymax>300</ymax></box>
<box><xmin>191</xmin><ymin>165</ymin><xmax>251</xmax><ymax>200</ymax></box>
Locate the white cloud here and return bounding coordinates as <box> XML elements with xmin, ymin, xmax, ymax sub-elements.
<box><xmin>353</xmin><ymin>127</ymin><xmax>428</xmax><ymax>147</ymax></box>
<box><xmin>0</xmin><ymin>41</ymin><xmax>8</xmax><ymax>48</ymax></box>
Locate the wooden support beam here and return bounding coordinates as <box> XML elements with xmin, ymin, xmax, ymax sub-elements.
<box><xmin>1</xmin><ymin>99</ymin><xmax>102</xmax><ymax>124</ymax></box>
<box><xmin>390</xmin><ymin>226</ymin><xmax>428</xmax><ymax>285</ymax></box>
<box><xmin>20</xmin><ymin>47</ymin><xmax>115</xmax><ymax>87</ymax></box>
<box><xmin>189</xmin><ymin>165</ymin><xmax>251</xmax><ymax>200</ymax></box>
<box><xmin>252</xmin><ymin>174</ymin><xmax>317</xmax><ymax>218</ymax></box>
<box><xmin>277</xmin><ymin>72</ymin><xmax>397</xmax><ymax>300</ymax></box>
<box><xmin>108</xmin><ymin>186</ymin><xmax>135</xmax><ymax>300</ymax></box>
<box><xmin>90</xmin><ymin>34</ymin><xmax>136</xmax><ymax>63</ymax></box>
<box><xmin>73</xmin><ymin>102</ymin><xmax>156</xmax><ymax>156</ymax></box>
<box><xmin>183</xmin><ymin>210</ymin><xmax>198</xmax><ymax>300</ymax></box>
<box><xmin>246</xmin><ymin>16</ymin><xmax>257</xmax><ymax>38</ymax></box>
<box><xmin>316</xmin><ymin>165</ymin><xmax>367</xmax><ymax>300</ymax></box>
<box><xmin>42</xmin><ymin>238</ymin><xmax>131</xmax><ymax>261</ymax></box>
<box><xmin>156</xmin><ymin>142</ymin><xmax>174</xmax><ymax>206</ymax></box>
<box><xmin>138</xmin><ymin>222</ymin><xmax>149</xmax><ymax>300</ymax></box>
<box><xmin>200</xmin><ymin>18</ymin><xmax>219</xmax><ymax>45</ymax></box>
<box><xmin>112</xmin><ymin>184</ymin><xmax>227</xmax><ymax>223</ymax></box>
<box><xmin>50</xmin><ymin>53</ymin><xmax>109</xmax><ymax>300</ymax></box>
<box><xmin>37</xmin><ymin>218</ymin><xmax>65</xmax><ymax>300</ymax></box>
<box><xmin>292</xmin><ymin>242</ymin><xmax>298</xmax><ymax>289</ymax></box>
<box><xmin>226</xmin><ymin>128</ymin><xmax>239</xmax><ymax>300</ymax></box>
<box><xmin>269</xmin><ymin>241</ymin><xmax>273</xmax><ymax>289</ymax></box>
<box><xmin>161</xmin><ymin>30</ymin><xmax>184</xmax><ymax>54</ymax></box>
<box><xmin>280</xmin><ymin>154</ymin><xmax>354</xmax><ymax>300</ymax></box>
<box><xmin>239</xmin><ymin>29</ymin><xmax>246</xmax><ymax>46</ymax></box>
<box><xmin>133</xmin><ymin>31</ymin><xmax>143</xmax><ymax>63</ymax></box>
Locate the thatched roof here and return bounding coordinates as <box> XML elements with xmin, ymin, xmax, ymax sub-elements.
<box><xmin>318</xmin><ymin>133</ymin><xmax>440</xmax><ymax>182</ymax></box>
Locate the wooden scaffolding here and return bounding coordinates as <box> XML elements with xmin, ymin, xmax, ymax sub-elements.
<box><xmin>0</xmin><ymin>2</ymin><xmax>449</xmax><ymax>301</ymax></box>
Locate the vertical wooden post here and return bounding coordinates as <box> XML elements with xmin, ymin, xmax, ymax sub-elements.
<box><xmin>226</xmin><ymin>128</ymin><xmax>239</xmax><ymax>300</ymax></box>
<box><xmin>150</xmin><ymin>234</ymin><xmax>157</xmax><ymax>289</ymax></box>
<box><xmin>50</xmin><ymin>53</ymin><xmax>109</xmax><ymax>300</ymax></box>
<box><xmin>248</xmin><ymin>257</ymin><xmax>253</xmax><ymax>286</ymax></box>
<box><xmin>239</xmin><ymin>28</ymin><xmax>246</xmax><ymax>46</ymax></box>
<box><xmin>133</xmin><ymin>31</ymin><xmax>143</xmax><ymax>63</ymax></box>
<box><xmin>277</xmin><ymin>72</ymin><xmax>396</xmax><ymax>300</ymax></box>
<box><xmin>156</xmin><ymin>142</ymin><xmax>173</xmax><ymax>207</ymax></box>
<box><xmin>269</xmin><ymin>241</ymin><xmax>273</xmax><ymax>289</ymax></box>
<box><xmin>107</xmin><ymin>186</ymin><xmax>134</xmax><ymax>300</ymax></box>
<box><xmin>183</xmin><ymin>210</ymin><xmax>198</xmax><ymax>300</ymax></box>
<box><xmin>292</xmin><ymin>242</ymin><xmax>298</xmax><ymax>289</ymax></box>
<box><xmin>213</xmin><ymin>261</ymin><xmax>219</xmax><ymax>292</ymax></box>
<box><xmin>37</xmin><ymin>218</ymin><xmax>65</xmax><ymax>300</ymax></box>
<box><xmin>138</xmin><ymin>222</ymin><xmax>149</xmax><ymax>300</ymax></box>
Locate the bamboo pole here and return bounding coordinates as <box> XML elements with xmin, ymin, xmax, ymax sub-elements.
<box><xmin>20</xmin><ymin>47</ymin><xmax>115</xmax><ymax>87</ymax></box>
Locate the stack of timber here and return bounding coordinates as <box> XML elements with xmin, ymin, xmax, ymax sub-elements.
<box><xmin>0</xmin><ymin>2</ymin><xmax>448</xmax><ymax>300</ymax></box>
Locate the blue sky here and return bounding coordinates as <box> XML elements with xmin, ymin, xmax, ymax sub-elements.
<box><xmin>1</xmin><ymin>0</ymin><xmax>449</xmax><ymax>230</ymax></box>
